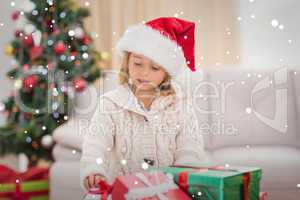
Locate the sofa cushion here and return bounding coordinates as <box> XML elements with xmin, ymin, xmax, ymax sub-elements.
<box><xmin>177</xmin><ymin>68</ymin><xmax>212</xmax><ymax>149</ymax></box>
<box><xmin>292</xmin><ymin>69</ymin><xmax>300</xmax><ymax>148</ymax></box>
<box><xmin>211</xmin><ymin>145</ymin><xmax>300</xmax><ymax>190</ymax></box>
<box><xmin>206</xmin><ymin>68</ymin><xmax>299</xmax><ymax>149</ymax></box>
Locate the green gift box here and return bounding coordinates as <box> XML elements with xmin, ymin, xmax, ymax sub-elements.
<box><xmin>0</xmin><ymin>180</ymin><xmax>49</xmax><ymax>200</ymax></box>
<box><xmin>0</xmin><ymin>165</ymin><xmax>49</xmax><ymax>200</ymax></box>
<box><xmin>158</xmin><ymin>165</ymin><xmax>262</xmax><ymax>200</ymax></box>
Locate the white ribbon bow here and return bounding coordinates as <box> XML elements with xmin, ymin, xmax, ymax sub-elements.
<box><xmin>125</xmin><ymin>171</ymin><xmax>178</xmax><ymax>200</ymax></box>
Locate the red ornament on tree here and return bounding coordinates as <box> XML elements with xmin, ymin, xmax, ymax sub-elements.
<box><xmin>23</xmin><ymin>75</ymin><xmax>39</xmax><ymax>92</ymax></box>
<box><xmin>54</xmin><ymin>41</ymin><xmax>66</xmax><ymax>55</ymax></box>
<box><xmin>11</xmin><ymin>11</ymin><xmax>20</xmax><ymax>21</ymax></box>
<box><xmin>14</xmin><ymin>30</ymin><xmax>23</xmax><ymax>37</ymax></box>
<box><xmin>30</xmin><ymin>46</ymin><xmax>43</xmax><ymax>60</ymax></box>
<box><xmin>73</xmin><ymin>78</ymin><xmax>86</xmax><ymax>92</ymax></box>
<box><xmin>22</xmin><ymin>35</ymin><xmax>34</xmax><ymax>47</ymax></box>
<box><xmin>82</xmin><ymin>35</ymin><xmax>91</xmax><ymax>45</ymax></box>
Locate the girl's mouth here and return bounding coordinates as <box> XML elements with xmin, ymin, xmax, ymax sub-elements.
<box><xmin>137</xmin><ymin>79</ymin><xmax>150</xmax><ymax>83</ymax></box>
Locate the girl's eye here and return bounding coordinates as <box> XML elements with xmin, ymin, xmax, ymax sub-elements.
<box><xmin>152</xmin><ymin>66</ymin><xmax>159</xmax><ymax>71</ymax></box>
<box><xmin>134</xmin><ymin>63</ymin><xmax>142</xmax><ymax>66</ymax></box>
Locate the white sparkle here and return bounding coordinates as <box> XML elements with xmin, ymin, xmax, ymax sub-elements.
<box><xmin>70</xmin><ymin>55</ymin><xmax>75</xmax><ymax>60</ymax></box>
<box><xmin>269</xmin><ymin>80</ymin><xmax>273</xmax><ymax>84</ymax></box>
<box><xmin>84</xmin><ymin>1</ymin><xmax>90</xmax><ymax>6</ymax></box>
<box><xmin>246</xmin><ymin>145</ymin><xmax>251</xmax><ymax>149</ymax></box>
<box><xmin>236</xmin><ymin>55</ymin><xmax>240</xmax><ymax>60</ymax></box>
<box><xmin>247</xmin><ymin>73</ymin><xmax>251</xmax><ymax>78</ymax></box>
<box><xmin>249</xmin><ymin>0</ymin><xmax>255</xmax><ymax>2</ymax></box>
<box><xmin>68</xmin><ymin>30</ymin><xmax>75</xmax><ymax>37</ymax></box>
<box><xmin>82</xmin><ymin>53</ymin><xmax>89</xmax><ymax>59</ymax></box>
<box><xmin>184</xmin><ymin>35</ymin><xmax>188</xmax><ymax>40</ymax></box>
<box><xmin>180</xmin><ymin>11</ymin><xmax>184</xmax><ymax>15</ymax></box>
<box><xmin>251</xmin><ymin>14</ymin><xmax>255</xmax><ymax>19</ymax></box>
<box><xmin>294</xmin><ymin>71</ymin><xmax>297</xmax><ymax>75</ymax></box>
<box><xmin>226</xmin><ymin>50</ymin><xmax>230</xmax><ymax>55</ymax></box>
<box><xmin>16</xmin><ymin>179</ymin><xmax>19</xmax><ymax>183</ymax></box>
<box><xmin>96</xmin><ymin>157</ymin><xmax>103</xmax><ymax>164</ymax></box>
<box><xmin>42</xmin><ymin>126</ymin><xmax>47</xmax><ymax>130</ymax></box>
<box><xmin>121</xmin><ymin>159</ymin><xmax>127</xmax><ymax>165</ymax></box>
<box><xmin>288</xmin><ymin>40</ymin><xmax>292</xmax><ymax>44</ymax></box>
<box><xmin>227</xmin><ymin>31</ymin><xmax>231</xmax><ymax>35</ymax></box>
<box><xmin>198</xmin><ymin>192</ymin><xmax>202</xmax><ymax>196</ymax></box>
<box><xmin>24</xmin><ymin>130</ymin><xmax>28</xmax><ymax>134</ymax></box>
<box><xmin>10</xmin><ymin>1</ymin><xmax>16</xmax><ymax>7</ymax></box>
<box><xmin>200</xmin><ymin>56</ymin><xmax>204</xmax><ymax>60</ymax></box>
<box><xmin>35</xmin><ymin>110</ymin><xmax>40</xmax><ymax>114</ymax></box>
<box><xmin>134</xmin><ymin>181</ymin><xmax>139</xmax><ymax>185</ymax></box>
<box><xmin>107</xmin><ymin>147</ymin><xmax>111</xmax><ymax>151</ymax></box>
<box><xmin>237</xmin><ymin>16</ymin><xmax>242</xmax><ymax>21</ymax></box>
<box><xmin>241</xmin><ymin>81</ymin><xmax>245</xmax><ymax>85</ymax></box>
<box><xmin>271</xmin><ymin>19</ymin><xmax>279</xmax><ymax>27</ymax></box>
<box><xmin>257</xmin><ymin>74</ymin><xmax>262</xmax><ymax>78</ymax></box>
<box><xmin>64</xmin><ymin>115</ymin><xmax>68</xmax><ymax>120</ymax></box>
<box><xmin>141</xmin><ymin>162</ymin><xmax>149</xmax><ymax>170</ymax></box>
<box><xmin>279</xmin><ymin>58</ymin><xmax>284</xmax><ymax>62</ymax></box>
<box><xmin>245</xmin><ymin>107</ymin><xmax>252</xmax><ymax>114</ymax></box>
<box><xmin>174</xmin><ymin>13</ymin><xmax>179</xmax><ymax>17</ymax></box>
<box><xmin>278</xmin><ymin>24</ymin><xmax>284</xmax><ymax>30</ymax></box>
<box><xmin>72</xmin><ymin>150</ymin><xmax>77</xmax><ymax>154</ymax></box>
<box><xmin>0</xmin><ymin>23</ymin><xmax>4</xmax><ymax>27</ymax></box>
<box><xmin>225</xmin><ymin>164</ymin><xmax>230</xmax><ymax>168</ymax></box>
<box><xmin>297</xmin><ymin>184</ymin><xmax>300</xmax><ymax>188</ymax></box>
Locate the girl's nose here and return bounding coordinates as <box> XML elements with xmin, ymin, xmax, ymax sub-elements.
<box><xmin>141</xmin><ymin>65</ymin><xmax>151</xmax><ymax>75</ymax></box>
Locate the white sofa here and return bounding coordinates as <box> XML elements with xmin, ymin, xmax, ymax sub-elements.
<box><xmin>50</xmin><ymin>67</ymin><xmax>300</xmax><ymax>200</ymax></box>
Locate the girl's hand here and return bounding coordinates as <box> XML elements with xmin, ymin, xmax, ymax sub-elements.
<box><xmin>84</xmin><ymin>174</ymin><xmax>107</xmax><ymax>190</ymax></box>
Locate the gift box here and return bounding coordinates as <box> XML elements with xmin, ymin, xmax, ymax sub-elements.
<box><xmin>0</xmin><ymin>165</ymin><xmax>49</xmax><ymax>200</ymax></box>
<box><xmin>111</xmin><ymin>170</ymin><xmax>192</xmax><ymax>200</ymax></box>
<box><xmin>158</xmin><ymin>165</ymin><xmax>262</xmax><ymax>200</ymax></box>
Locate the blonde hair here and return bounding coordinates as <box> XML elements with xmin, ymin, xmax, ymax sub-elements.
<box><xmin>119</xmin><ymin>52</ymin><xmax>176</xmax><ymax>97</ymax></box>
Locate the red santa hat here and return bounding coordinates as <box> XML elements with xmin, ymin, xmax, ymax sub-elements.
<box><xmin>116</xmin><ymin>17</ymin><xmax>196</xmax><ymax>77</ymax></box>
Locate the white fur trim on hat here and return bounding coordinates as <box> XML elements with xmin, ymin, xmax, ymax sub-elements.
<box><xmin>115</xmin><ymin>23</ymin><xmax>186</xmax><ymax>77</ymax></box>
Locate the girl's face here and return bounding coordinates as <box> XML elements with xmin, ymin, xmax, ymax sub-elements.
<box><xmin>128</xmin><ymin>53</ymin><xmax>166</xmax><ymax>92</ymax></box>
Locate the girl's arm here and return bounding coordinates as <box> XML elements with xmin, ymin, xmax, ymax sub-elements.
<box><xmin>80</xmin><ymin>97</ymin><xmax>116</xmax><ymax>190</ymax></box>
<box><xmin>174</xmin><ymin>100</ymin><xmax>208</xmax><ymax>165</ymax></box>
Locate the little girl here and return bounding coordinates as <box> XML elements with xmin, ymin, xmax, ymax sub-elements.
<box><xmin>80</xmin><ymin>17</ymin><xmax>207</xmax><ymax>191</ymax></box>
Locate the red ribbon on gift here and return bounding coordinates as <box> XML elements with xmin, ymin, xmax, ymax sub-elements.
<box><xmin>87</xmin><ymin>179</ymin><xmax>113</xmax><ymax>200</ymax></box>
<box><xmin>0</xmin><ymin>164</ymin><xmax>49</xmax><ymax>200</ymax></box>
<box><xmin>172</xmin><ymin>165</ymin><xmax>251</xmax><ymax>200</ymax></box>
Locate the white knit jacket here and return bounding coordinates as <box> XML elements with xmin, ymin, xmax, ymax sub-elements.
<box><xmin>80</xmin><ymin>83</ymin><xmax>206</xmax><ymax>189</ymax></box>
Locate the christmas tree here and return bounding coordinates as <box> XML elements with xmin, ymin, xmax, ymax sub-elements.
<box><xmin>0</xmin><ymin>0</ymin><xmax>104</xmax><ymax>166</ymax></box>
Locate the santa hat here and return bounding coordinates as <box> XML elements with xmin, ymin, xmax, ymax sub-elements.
<box><xmin>115</xmin><ymin>17</ymin><xmax>196</xmax><ymax>77</ymax></box>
